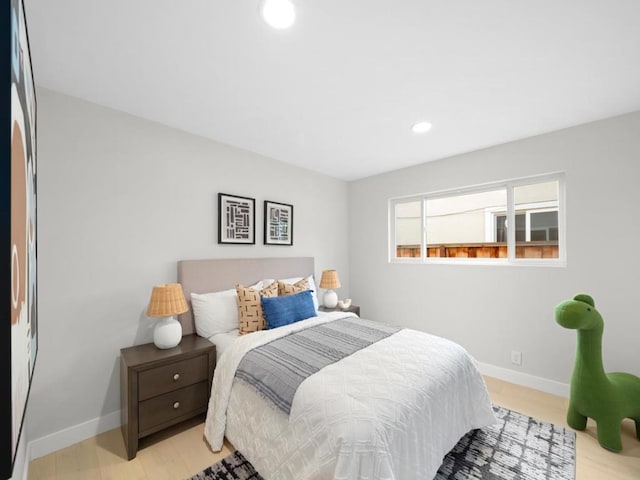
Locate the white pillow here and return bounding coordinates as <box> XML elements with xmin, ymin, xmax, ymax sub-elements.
<box><xmin>191</xmin><ymin>289</ymin><xmax>239</xmax><ymax>338</ymax></box>
<box><xmin>263</xmin><ymin>275</ymin><xmax>319</xmax><ymax>312</ymax></box>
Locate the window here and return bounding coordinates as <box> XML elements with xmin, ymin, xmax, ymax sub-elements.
<box><xmin>389</xmin><ymin>174</ymin><xmax>565</xmax><ymax>265</ymax></box>
<box><xmin>493</xmin><ymin>210</ymin><xmax>558</xmax><ymax>242</ymax></box>
<box><xmin>394</xmin><ymin>200</ymin><xmax>423</xmax><ymax>258</ymax></box>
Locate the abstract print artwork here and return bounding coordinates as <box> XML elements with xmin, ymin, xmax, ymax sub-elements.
<box><xmin>264</xmin><ymin>201</ymin><xmax>293</xmax><ymax>246</ymax></box>
<box><xmin>3</xmin><ymin>0</ymin><xmax>38</xmax><ymax>477</ymax></box>
<box><xmin>218</xmin><ymin>193</ymin><xmax>255</xmax><ymax>244</ymax></box>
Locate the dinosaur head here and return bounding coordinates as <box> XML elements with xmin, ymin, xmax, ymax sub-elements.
<box><xmin>555</xmin><ymin>294</ymin><xmax>603</xmax><ymax>331</ymax></box>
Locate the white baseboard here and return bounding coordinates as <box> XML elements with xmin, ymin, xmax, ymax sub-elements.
<box><xmin>478</xmin><ymin>362</ymin><xmax>570</xmax><ymax>398</ymax></box>
<box><xmin>24</xmin><ymin>364</ymin><xmax>569</xmax><ymax>463</ymax></box>
<box><xmin>28</xmin><ymin>409</ymin><xmax>121</xmax><ymax>461</ymax></box>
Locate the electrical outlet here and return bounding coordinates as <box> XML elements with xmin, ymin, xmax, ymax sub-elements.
<box><xmin>510</xmin><ymin>350</ymin><xmax>522</xmax><ymax>366</ymax></box>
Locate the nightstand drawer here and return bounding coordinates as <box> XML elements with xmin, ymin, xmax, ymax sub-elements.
<box><xmin>138</xmin><ymin>354</ymin><xmax>208</xmax><ymax>401</ymax></box>
<box><xmin>138</xmin><ymin>381</ymin><xmax>208</xmax><ymax>434</ymax></box>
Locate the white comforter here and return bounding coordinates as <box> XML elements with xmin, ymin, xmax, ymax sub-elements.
<box><xmin>204</xmin><ymin>312</ymin><xmax>495</xmax><ymax>480</ymax></box>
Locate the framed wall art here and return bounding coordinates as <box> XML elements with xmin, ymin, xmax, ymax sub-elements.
<box><xmin>2</xmin><ymin>0</ymin><xmax>39</xmax><ymax>477</ymax></box>
<box><xmin>264</xmin><ymin>201</ymin><xmax>293</xmax><ymax>246</ymax></box>
<box><xmin>218</xmin><ymin>193</ymin><xmax>255</xmax><ymax>244</ymax></box>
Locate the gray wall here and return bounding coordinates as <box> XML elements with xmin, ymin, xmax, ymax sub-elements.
<box><xmin>28</xmin><ymin>88</ymin><xmax>350</xmax><ymax>441</ymax></box>
<box><xmin>349</xmin><ymin>112</ymin><xmax>640</xmax><ymax>382</ymax></box>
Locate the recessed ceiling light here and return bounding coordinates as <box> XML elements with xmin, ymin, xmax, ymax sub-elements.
<box><xmin>261</xmin><ymin>0</ymin><xmax>296</xmax><ymax>29</ymax></box>
<box><xmin>411</xmin><ymin>121</ymin><xmax>432</xmax><ymax>134</ymax></box>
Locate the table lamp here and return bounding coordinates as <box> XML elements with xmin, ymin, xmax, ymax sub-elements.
<box><xmin>319</xmin><ymin>270</ymin><xmax>341</xmax><ymax>308</ymax></box>
<box><xmin>146</xmin><ymin>283</ymin><xmax>188</xmax><ymax>349</ymax></box>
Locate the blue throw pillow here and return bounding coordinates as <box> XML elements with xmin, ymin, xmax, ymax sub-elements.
<box><xmin>261</xmin><ymin>290</ymin><xmax>316</xmax><ymax>329</ymax></box>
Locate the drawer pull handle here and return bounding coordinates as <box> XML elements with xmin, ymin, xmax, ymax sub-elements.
<box><xmin>173</xmin><ymin>373</ymin><xmax>180</xmax><ymax>381</ymax></box>
<box><xmin>173</xmin><ymin>401</ymin><xmax>180</xmax><ymax>409</ymax></box>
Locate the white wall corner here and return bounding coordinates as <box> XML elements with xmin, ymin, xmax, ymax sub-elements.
<box><xmin>28</xmin><ymin>410</ymin><xmax>121</xmax><ymax>461</ymax></box>
<box><xmin>9</xmin><ymin>434</ymin><xmax>30</xmax><ymax>480</ymax></box>
<box><xmin>20</xmin><ymin>443</ymin><xmax>30</xmax><ymax>480</ymax></box>
<box><xmin>478</xmin><ymin>362</ymin><xmax>570</xmax><ymax>398</ymax></box>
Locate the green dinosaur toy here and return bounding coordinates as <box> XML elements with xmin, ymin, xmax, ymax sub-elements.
<box><xmin>555</xmin><ymin>294</ymin><xmax>640</xmax><ymax>452</ymax></box>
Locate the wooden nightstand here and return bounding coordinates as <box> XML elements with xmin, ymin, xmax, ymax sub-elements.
<box><xmin>318</xmin><ymin>305</ymin><xmax>360</xmax><ymax>316</ymax></box>
<box><xmin>120</xmin><ymin>334</ymin><xmax>215</xmax><ymax>460</ymax></box>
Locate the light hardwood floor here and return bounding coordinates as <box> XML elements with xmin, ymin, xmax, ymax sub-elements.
<box><xmin>28</xmin><ymin>376</ymin><xmax>640</xmax><ymax>480</ymax></box>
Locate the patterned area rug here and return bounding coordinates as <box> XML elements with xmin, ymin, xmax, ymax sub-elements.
<box><xmin>188</xmin><ymin>450</ymin><xmax>263</xmax><ymax>480</ymax></box>
<box><xmin>434</xmin><ymin>405</ymin><xmax>575</xmax><ymax>480</ymax></box>
<box><xmin>188</xmin><ymin>405</ymin><xmax>575</xmax><ymax>480</ymax></box>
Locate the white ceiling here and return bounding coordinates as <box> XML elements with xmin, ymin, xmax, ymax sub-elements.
<box><xmin>26</xmin><ymin>0</ymin><xmax>640</xmax><ymax>181</ymax></box>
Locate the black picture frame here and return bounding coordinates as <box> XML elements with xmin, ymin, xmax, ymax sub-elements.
<box><xmin>3</xmin><ymin>1</ymin><xmax>39</xmax><ymax>478</ymax></box>
<box><xmin>217</xmin><ymin>193</ymin><xmax>256</xmax><ymax>244</ymax></box>
<box><xmin>264</xmin><ymin>201</ymin><xmax>293</xmax><ymax>246</ymax></box>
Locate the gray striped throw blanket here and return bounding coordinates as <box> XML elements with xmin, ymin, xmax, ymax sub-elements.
<box><xmin>235</xmin><ymin>317</ymin><xmax>401</xmax><ymax>415</ymax></box>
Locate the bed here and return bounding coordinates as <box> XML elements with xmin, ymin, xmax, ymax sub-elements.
<box><xmin>177</xmin><ymin>257</ymin><xmax>495</xmax><ymax>480</ymax></box>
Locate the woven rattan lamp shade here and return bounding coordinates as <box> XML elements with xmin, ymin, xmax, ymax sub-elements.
<box><xmin>319</xmin><ymin>270</ymin><xmax>341</xmax><ymax>289</ymax></box>
<box><xmin>146</xmin><ymin>283</ymin><xmax>188</xmax><ymax>317</ymax></box>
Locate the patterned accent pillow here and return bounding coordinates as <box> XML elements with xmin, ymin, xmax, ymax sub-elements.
<box><xmin>278</xmin><ymin>278</ymin><xmax>310</xmax><ymax>296</ymax></box>
<box><xmin>236</xmin><ymin>281</ymin><xmax>278</xmax><ymax>335</ymax></box>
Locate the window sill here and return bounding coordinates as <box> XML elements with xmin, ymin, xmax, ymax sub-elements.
<box><xmin>390</xmin><ymin>258</ymin><xmax>567</xmax><ymax>268</ymax></box>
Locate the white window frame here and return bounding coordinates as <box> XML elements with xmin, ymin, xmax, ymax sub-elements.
<box><xmin>388</xmin><ymin>172</ymin><xmax>566</xmax><ymax>267</ymax></box>
<box><xmin>389</xmin><ymin>197</ymin><xmax>425</xmax><ymax>263</ymax></box>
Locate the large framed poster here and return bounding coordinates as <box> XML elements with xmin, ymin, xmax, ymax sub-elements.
<box><xmin>2</xmin><ymin>0</ymin><xmax>38</xmax><ymax>477</ymax></box>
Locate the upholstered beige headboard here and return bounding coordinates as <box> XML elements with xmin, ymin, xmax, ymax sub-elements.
<box><xmin>177</xmin><ymin>257</ymin><xmax>315</xmax><ymax>335</ymax></box>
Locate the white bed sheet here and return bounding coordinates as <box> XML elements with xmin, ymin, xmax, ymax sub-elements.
<box><xmin>204</xmin><ymin>313</ymin><xmax>495</xmax><ymax>480</ymax></box>
<box><xmin>208</xmin><ymin>329</ymin><xmax>240</xmax><ymax>362</ymax></box>
<box><xmin>207</xmin><ymin>310</ymin><xmax>338</xmax><ymax>362</ymax></box>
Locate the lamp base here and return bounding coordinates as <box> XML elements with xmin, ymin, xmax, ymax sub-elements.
<box><xmin>153</xmin><ymin>316</ymin><xmax>182</xmax><ymax>349</ymax></box>
<box><xmin>323</xmin><ymin>290</ymin><xmax>338</xmax><ymax>308</ymax></box>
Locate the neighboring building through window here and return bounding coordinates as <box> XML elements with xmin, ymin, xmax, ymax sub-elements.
<box><xmin>390</xmin><ymin>175</ymin><xmax>565</xmax><ymax>265</ymax></box>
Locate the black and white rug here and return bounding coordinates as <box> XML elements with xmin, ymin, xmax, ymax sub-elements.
<box><xmin>434</xmin><ymin>405</ymin><xmax>575</xmax><ymax>480</ymax></box>
<box><xmin>188</xmin><ymin>450</ymin><xmax>263</xmax><ymax>480</ymax></box>
<box><xmin>188</xmin><ymin>405</ymin><xmax>575</xmax><ymax>480</ymax></box>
